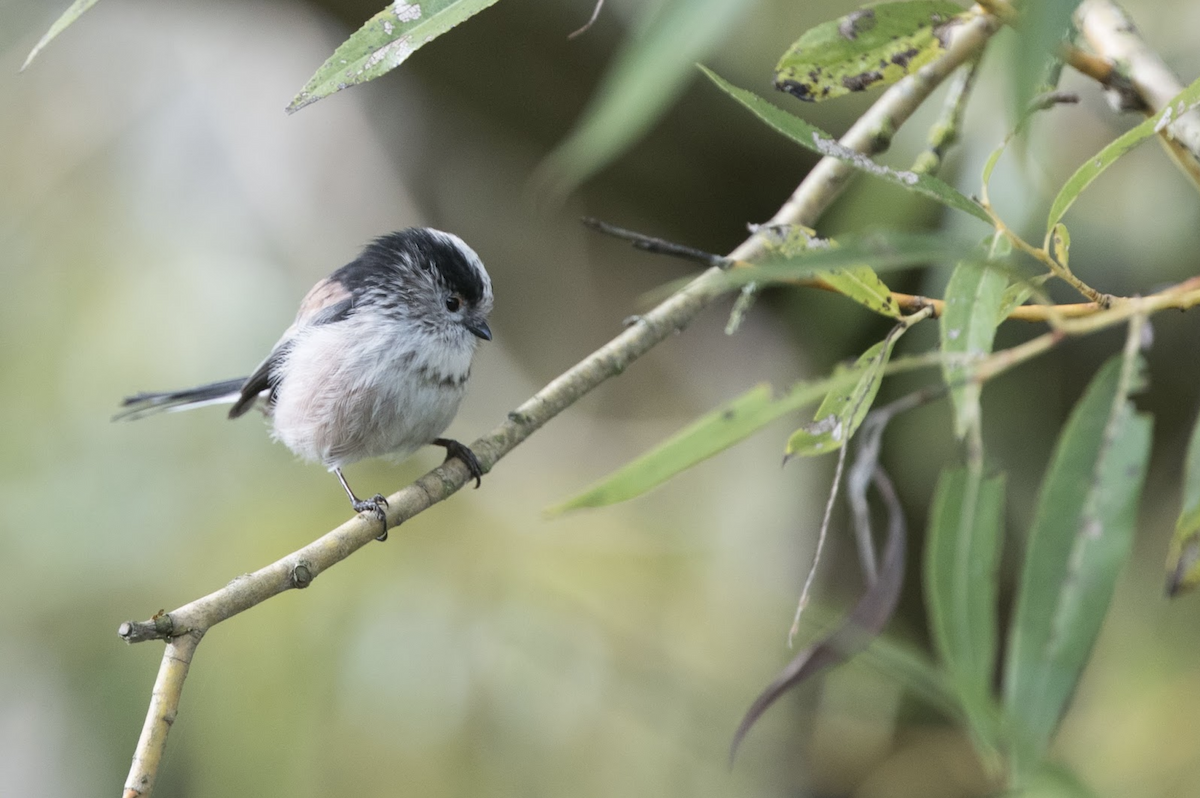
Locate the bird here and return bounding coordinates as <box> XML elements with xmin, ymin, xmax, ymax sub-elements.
<box><xmin>116</xmin><ymin>228</ymin><xmax>494</xmax><ymax>538</ymax></box>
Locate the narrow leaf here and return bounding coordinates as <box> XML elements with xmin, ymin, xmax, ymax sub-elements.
<box><xmin>996</xmin><ymin>273</ymin><xmax>1051</xmax><ymax>320</ymax></box>
<box><xmin>774</xmin><ymin>1</ymin><xmax>965</xmax><ymax>102</ymax></box>
<box><xmin>819</xmin><ymin>267</ymin><xmax>903</xmax><ymax>318</ymax></box>
<box><xmin>701</xmin><ymin>67</ymin><xmax>992</xmax><ymax>223</ymax></box>
<box><xmin>287</xmin><ymin>0</ymin><xmax>502</xmax><ymax>113</ymax></box>
<box><xmin>1166</xmin><ymin>405</ymin><xmax>1200</xmax><ymax>595</ymax></box>
<box><xmin>940</xmin><ymin>260</ymin><xmax>1007</xmax><ymax>437</ymax></box>
<box><xmin>1046</xmin><ymin>73</ymin><xmax>1200</xmax><ymax>233</ymax></box>
<box><xmin>787</xmin><ymin>322</ymin><xmax>912</xmax><ymax>457</ymax></box>
<box><xmin>537</xmin><ymin>0</ymin><xmax>755</xmax><ymax>195</ymax></box>
<box><xmin>924</xmin><ymin>467</ymin><xmax>1005</xmax><ymax>762</ymax></box>
<box><xmin>716</xmin><ymin>230</ymin><xmax>977</xmax><ymax>291</ymax></box>
<box><xmin>1002</xmin><ymin>354</ymin><xmax>1152</xmax><ymax>779</ymax></box>
<box><xmin>730</xmin><ymin>467</ymin><xmax>906</xmax><ymax>760</ymax></box>
<box><xmin>1011</xmin><ymin>0</ymin><xmax>1077</xmax><ymax>120</ymax></box>
<box><xmin>547</xmin><ymin>379</ymin><xmax>842</xmax><ymax>514</ymax></box>
<box><xmin>22</xmin><ymin>0</ymin><xmax>100</xmax><ymax>71</ymax></box>
<box><xmin>758</xmin><ymin>225</ymin><xmax>902</xmax><ymax>318</ymax></box>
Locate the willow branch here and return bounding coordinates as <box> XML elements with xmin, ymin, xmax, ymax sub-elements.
<box><xmin>122</xmin><ymin>631</ymin><xmax>202</xmax><ymax>798</ymax></box>
<box><xmin>117</xmin><ymin>11</ymin><xmax>1005</xmax><ymax>796</ymax></box>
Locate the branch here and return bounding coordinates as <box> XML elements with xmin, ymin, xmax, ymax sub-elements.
<box><xmin>123</xmin><ymin>631</ymin><xmax>202</xmax><ymax>797</ymax></box>
<box><xmin>117</xmin><ymin>10</ymin><xmax>1005</xmax><ymax>796</ymax></box>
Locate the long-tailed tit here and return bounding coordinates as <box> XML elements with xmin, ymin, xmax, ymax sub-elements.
<box><xmin>117</xmin><ymin>228</ymin><xmax>494</xmax><ymax>536</ymax></box>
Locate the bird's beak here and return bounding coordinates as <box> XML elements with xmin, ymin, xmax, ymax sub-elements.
<box><xmin>465</xmin><ymin>317</ymin><xmax>492</xmax><ymax>341</ymax></box>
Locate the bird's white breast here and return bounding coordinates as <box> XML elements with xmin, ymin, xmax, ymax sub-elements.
<box><xmin>268</xmin><ymin>315</ymin><xmax>476</xmax><ymax>468</ymax></box>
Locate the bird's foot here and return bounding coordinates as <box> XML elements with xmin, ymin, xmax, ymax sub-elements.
<box><xmin>433</xmin><ymin>438</ymin><xmax>484</xmax><ymax>488</ymax></box>
<box><xmin>352</xmin><ymin>493</ymin><xmax>390</xmax><ymax>541</ymax></box>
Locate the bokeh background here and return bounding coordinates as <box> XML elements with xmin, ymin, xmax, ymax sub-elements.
<box><xmin>2</xmin><ymin>0</ymin><xmax>1200</xmax><ymax>796</ymax></box>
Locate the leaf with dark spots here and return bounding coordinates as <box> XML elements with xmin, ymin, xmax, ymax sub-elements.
<box><xmin>729</xmin><ymin>466</ymin><xmax>907</xmax><ymax>761</ymax></box>
<box><xmin>774</xmin><ymin>1</ymin><xmax>965</xmax><ymax>103</ymax></box>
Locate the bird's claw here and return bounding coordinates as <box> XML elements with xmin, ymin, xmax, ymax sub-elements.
<box><xmin>434</xmin><ymin>438</ymin><xmax>484</xmax><ymax>488</ymax></box>
<box><xmin>352</xmin><ymin>494</ymin><xmax>390</xmax><ymax>540</ymax></box>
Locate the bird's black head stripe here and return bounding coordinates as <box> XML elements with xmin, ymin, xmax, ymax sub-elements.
<box><xmin>349</xmin><ymin>229</ymin><xmax>485</xmax><ymax>305</ymax></box>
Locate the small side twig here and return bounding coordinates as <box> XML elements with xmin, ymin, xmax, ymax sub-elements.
<box><xmin>581</xmin><ymin>217</ymin><xmax>729</xmax><ymax>268</ymax></box>
<box><xmin>568</xmin><ymin>0</ymin><xmax>605</xmax><ymax>39</ymax></box>
<box><xmin>912</xmin><ymin>57</ymin><xmax>982</xmax><ymax>176</ymax></box>
<box><xmin>788</xmin><ymin>441</ymin><xmax>848</xmax><ymax>647</ymax></box>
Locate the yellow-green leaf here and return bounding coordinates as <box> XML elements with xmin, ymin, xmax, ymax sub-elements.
<box><xmin>758</xmin><ymin>226</ymin><xmax>901</xmax><ymax>318</ymax></box>
<box><xmin>774</xmin><ymin>1</ymin><xmax>966</xmax><ymax>103</ymax></box>
<box><xmin>787</xmin><ymin>322</ymin><xmax>912</xmax><ymax>457</ymax></box>
<box><xmin>548</xmin><ymin>379</ymin><xmax>843</xmax><ymax>514</ymax></box>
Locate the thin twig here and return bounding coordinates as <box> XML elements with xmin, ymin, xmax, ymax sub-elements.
<box><xmin>581</xmin><ymin>217</ymin><xmax>729</xmax><ymax>268</ymax></box>
<box><xmin>788</xmin><ymin>441</ymin><xmax>848</xmax><ymax>647</ymax></box>
<box><xmin>568</xmin><ymin>0</ymin><xmax>605</xmax><ymax>40</ymax></box>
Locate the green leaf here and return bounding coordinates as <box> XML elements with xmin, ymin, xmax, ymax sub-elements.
<box><xmin>287</xmin><ymin>0</ymin><xmax>503</xmax><ymax>113</ymax></box>
<box><xmin>1046</xmin><ymin>72</ymin><xmax>1200</xmax><ymax>233</ymax></box>
<box><xmin>701</xmin><ymin>67</ymin><xmax>992</xmax><ymax>223</ymax></box>
<box><xmin>537</xmin><ymin>0</ymin><xmax>755</xmax><ymax>195</ymax></box>
<box><xmin>1166</xmin><ymin>405</ymin><xmax>1200</xmax><ymax>595</ymax></box>
<box><xmin>940</xmin><ymin>260</ymin><xmax>1007</xmax><ymax>437</ymax></box>
<box><xmin>1011</xmin><ymin>0</ymin><xmax>1077</xmax><ymax>119</ymax></box>
<box><xmin>758</xmin><ymin>226</ymin><xmax>902</xmax><ymax>318</ymax></box>
<box><xmin>1002</xmin><ymin>354</ymin><xmax>1152</xmax><ymax>780</ymax></box>
<box><xmin>547</xmin><ymin>379</ymin><xmax>841</xmax><ymax>513</ymax></box>
<box><xmin>820</xmin><ymin>267</ymin><xmax>903</xmax><ymax>318</ymax></box>
<box><xmin>996</xmin><ymin>272</ymin><xmax>1050</xmax><ymax>320</ymax></box>
<box><xmin>787</xmin><ymin>322</ymin><xmax>912</xmax><ymax>457</ymax></box>
<box><xmin>924</xmin><ymin>467</ymin><xmax>1005</xmax><ymax>764</ymax></box>
<box><xmin>774</xmin><ymin>1</ymin><xmax>966</xmax><ymax>103</ymax></box>
<box><xmin>22</xmin><ymin>0</ymin><xmax>100</xmax><ymax>71</ymax></box>
<box><xmin>716</xmin><ymin>230</ymin><xmax>977</xmax><ymax>291</ymax></box>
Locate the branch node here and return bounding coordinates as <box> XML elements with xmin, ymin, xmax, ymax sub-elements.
<box><xmin>291</xmin><ymin>560</ymin><xmax>315</xmax><ymax>589</ymax></box>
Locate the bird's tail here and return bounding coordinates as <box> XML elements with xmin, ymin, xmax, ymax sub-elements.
<box><xmin>114</xmin><ymin>377</ymin><xmax>248</xmax><ymax>421</ymax></box>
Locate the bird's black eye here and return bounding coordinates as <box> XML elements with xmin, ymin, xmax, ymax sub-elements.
<box><xmin>445</xmin><ymin>295</ymin><xmax>462</xmax><ymax>312</ymax></box>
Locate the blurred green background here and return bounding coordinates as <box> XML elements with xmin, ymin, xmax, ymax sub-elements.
<box><xmin>3</xmin><ymin>1</ymin><xmax>1200</xmax><ymax>795</ymax></box>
